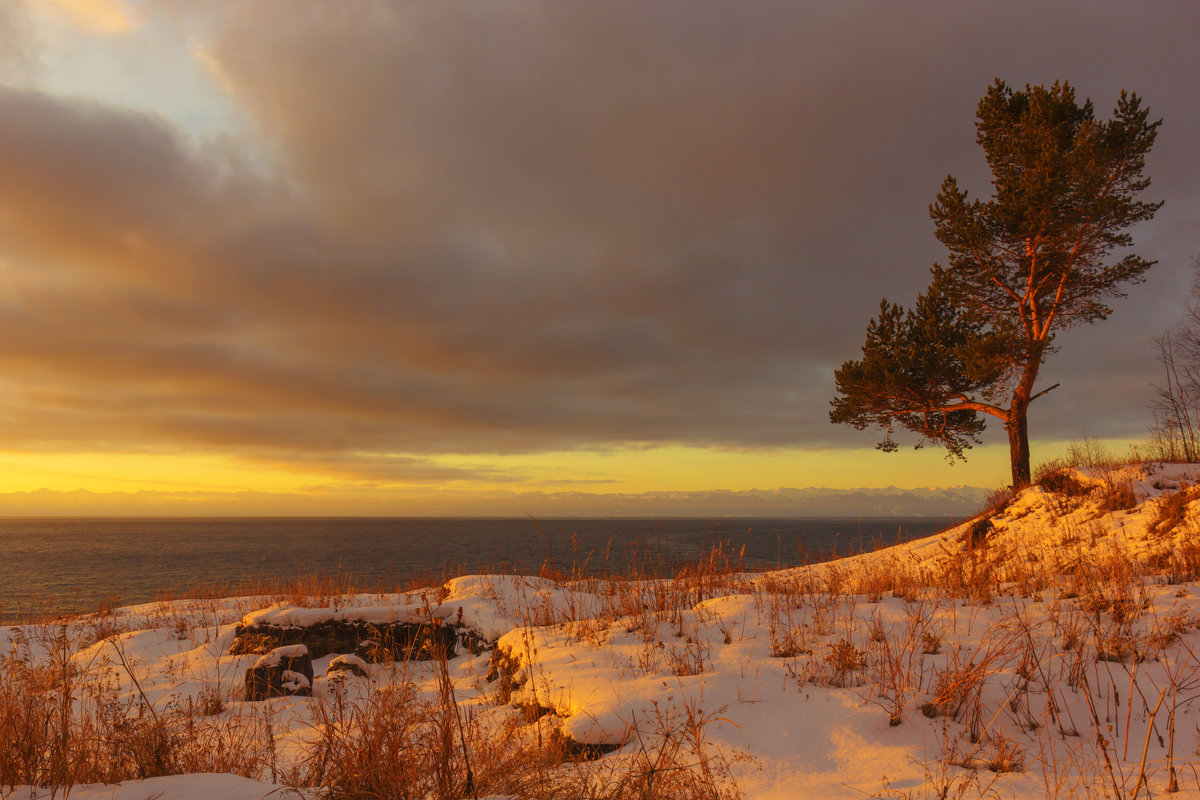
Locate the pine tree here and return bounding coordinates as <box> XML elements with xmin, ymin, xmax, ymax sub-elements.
<box><xmin>831</xmin><ymin>80</ymin><xmax>1162</xmax><ymax>487</ymax></box>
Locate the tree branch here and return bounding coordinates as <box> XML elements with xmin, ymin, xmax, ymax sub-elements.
<box><xmin>1029</xmin><ymin>382</ymin><xmax>1061</xmax><ymax>403</ymax></box>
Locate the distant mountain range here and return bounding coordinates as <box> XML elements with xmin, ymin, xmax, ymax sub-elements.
<box><xmin>508</xmin><ymin>485</ymin><xmax>992</xmax><ymax>518</ymax></box>
<box><xmin>0</xmin><ymin>485</ymin><xmax>991</xmax><ymax>518</ymax></box>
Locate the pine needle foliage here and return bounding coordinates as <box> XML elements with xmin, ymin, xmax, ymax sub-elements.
<box><xmin>831</xmin><ymin>79</ymin><xmax>1161</xmax><ymax>487</ymax></box>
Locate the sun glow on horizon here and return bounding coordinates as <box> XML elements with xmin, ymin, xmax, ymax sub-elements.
<box><xmin>0</xmin><ymin>451</ymin><xmax>316</xmax><ymax>494</ymax></box>
<box><xmin>0</xmin><ymin>437</ymin><xmax>1143</xmax><ymax>515</ymax></box>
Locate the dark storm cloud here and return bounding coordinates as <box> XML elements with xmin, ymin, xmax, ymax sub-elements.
<box><xmin>1</xmin><ymin>1</ymin><xmax>1198</xmax><ymax>470</ymax></box>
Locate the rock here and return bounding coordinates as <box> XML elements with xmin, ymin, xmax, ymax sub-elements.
<box><xmin>244</xmin><ymin>644</ymin><xmax>315</xmax><ymax>701</ymax></box>
<box><xmin>458</xmin><ymin>626</ymin><xmax>490</xmax><ymax>656</ymax></box>
<box><xmin>516</xmin><ymin>702</ymin><xmax>553</xmax><ymax>723</ymax></box>
<box><xmin>280</xmin><ymin>669</ymin><xmax>311</xmax><ymax>693</ymax></box>
<box><xmin>552</xmin><ymin>729</ymin><xmax>622</xmax><ymax>762</ymax></box>
<box><xmin>965</xmin><ymin>518</ymin><xmax>994</xmax><ymax>548</ymax></box>
<box><xmin>326</xmin><ymin>653</ymin><xmax>369</xmax><ymax>678</ymax></box>
<box><xmin>229</xmin><ymin>618</ymin><xmax>462</xmax><ymax>663</ymax></box>
<box><xmin>486</xmin><ymin>646</ymin><xmax>521</xmax><ymax>704</ymax></box>
<box><xmin>228</xmin><ymin>631</ymin><xmax>277</xmax><ymax>654</ymax></box>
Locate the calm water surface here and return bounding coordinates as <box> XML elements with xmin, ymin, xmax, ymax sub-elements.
<box><xmin>0</xmin><ymin>517</ymin><xmax>956</xmax><ymax>620</ymax></box>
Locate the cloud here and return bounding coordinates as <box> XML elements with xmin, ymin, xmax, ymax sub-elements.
<box><xmin>0</xmin><ymin>1</ymin><xmax>1198</xmax><ymax>485</ymax></box>
<box><xmin>0</xmin><ymin>2</ymin><xmax>38</xmax><ymax>81</ymax></box>
<box><xmin>41</xmin><ymin>0</ymin><xmax>142</xmax><ymax>35</ymax></box>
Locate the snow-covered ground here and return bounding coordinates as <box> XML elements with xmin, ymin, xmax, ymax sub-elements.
<box><xmin>6</xmin><ymin>462</ymin><xmax>1200</xmax><ymax>799</ymax></box>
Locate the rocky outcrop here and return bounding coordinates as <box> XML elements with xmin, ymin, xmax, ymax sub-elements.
<box><xmin>244</xmin><ymin>645</ymin><xmax>314</xmax><ymax>701</ymax></box>
<box><xmin>229</xmin><ymin>618</ymin><xmax>473</xmax><ymax>663</ymax></box>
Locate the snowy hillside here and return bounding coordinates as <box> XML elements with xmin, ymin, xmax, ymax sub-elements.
<box><xmin>6</xmin><ymin>462</ymin><xmax>1200</xmax><ymax>799</ymax></box>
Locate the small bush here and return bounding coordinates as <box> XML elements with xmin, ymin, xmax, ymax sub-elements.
<box><xmin>1096</xmin><ymin>482</ymin><xmax>1137</xmax><ymax>514</ymax></box>
<box><xmin>1037</xmin><ymin>467</ymin><xmax>1091</xmax><ymax>498</ymax></box>
<box><xmin>1152</xmin><ymin>485</ymin><xmax>1198</xmax><ymax>535</ymax></box>
<box><xmin>1032</xmin><ymin>458</ymin><xmax>1066</xmax><ymax>485</ymax></box>
<box><xmin>1064</xmin><ymin>434</ymin><xmax>1117</xmax><ymax>470</ymax></box>
<box><xmin>979</xmin><ymin>486</ymin><xmax>1016</xmax><ymax>518</ymax></box>
<box><xmin>824</xmin><ymin>638</ymin><xmax>866</xmax><ymax>688</ymax></box>
<box><xmin>984</xmin><ymin>734</ymin><xmax>1025</xmax><ymax>774</ymax></box>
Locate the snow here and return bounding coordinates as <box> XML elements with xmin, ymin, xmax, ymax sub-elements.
<box><xmin>253</xmin><ymin>643</ymin><xmax>309</xmax><ymax>667</ymax></box>
<box><xmin>21</xmin><ymin>773</ymin><xmax>288</xmax><ymax>800</ymax></box>
<box><xmin>242</xmin><ymin>602</ymin><xmax>427</xmax><ymax>627</ymax></box>
<box><xmin>280</xmin><ymin>669</ymin><xmax>310</xmax><ymax>691</ymax></box>
<box><xmin>328</xmin><ymin>652</ymin><xmax>369</xmax><ymax>673</ymax></box>
<box><xmin>7</xmin><ymin>462</ymin><xmax>1200</xmax><ymax>799</ymax></box>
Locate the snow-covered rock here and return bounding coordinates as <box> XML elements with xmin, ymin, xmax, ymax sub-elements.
<box><xmin>244</xmin><ymin>643</ymin><xmax>314</xmax><ymax>700</ymax></box>
<box><xmin>327</xmin><ymin>652</ymin><xmax>369</xmax><ymax>677</ymax></box>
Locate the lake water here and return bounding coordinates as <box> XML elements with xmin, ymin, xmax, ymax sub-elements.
<box><xmin>0</xmin><ymin>516</ymin><xmax>956</xmax><ymax>621</ymax></box>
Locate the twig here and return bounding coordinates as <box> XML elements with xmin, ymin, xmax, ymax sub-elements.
<box><xmin>1080</xmin><ymin>672</ymin><xmax>1125</xmax><ymax>800</ymax></box>
<box><xmin>106</xmin><ymin>637</ymin><xmax>159</xmax><ymax>723</ymax></box>
<box><xmin>1131</xmin><ymin>688</ymin><xmax>1168</xmax><ymax>800</ymax></box>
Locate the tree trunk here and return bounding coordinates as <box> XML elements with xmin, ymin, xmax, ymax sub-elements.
<box><xmin>1006</xmin><ymin>406</ymin><xmax>1031</xmax><ymax>488</ymax></box>
<box><xmin>1007</xmin><ymin>350</ymin><xmax>1042</xmax><ymax>488</ymax></box>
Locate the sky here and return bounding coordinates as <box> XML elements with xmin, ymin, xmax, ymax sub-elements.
<box><xmin>0</xmin><ymin>0</ymin><xmax>1197</xmax><ymax>516</ymax></box>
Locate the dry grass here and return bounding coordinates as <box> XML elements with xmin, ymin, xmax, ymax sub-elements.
<box><xmin>0</xmin><ymin>624</ymin><xmax>277</xmax><ymax>792</ymax></box>
<box><xmin>0</xmin><ymin>541</ymin><xmax>757</xmax><ymax>800</ymax></box>
<box><xmin>9</xmin><ymin>472</ymin><xmax>1200</xmax><ymax>799</ymax></box>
